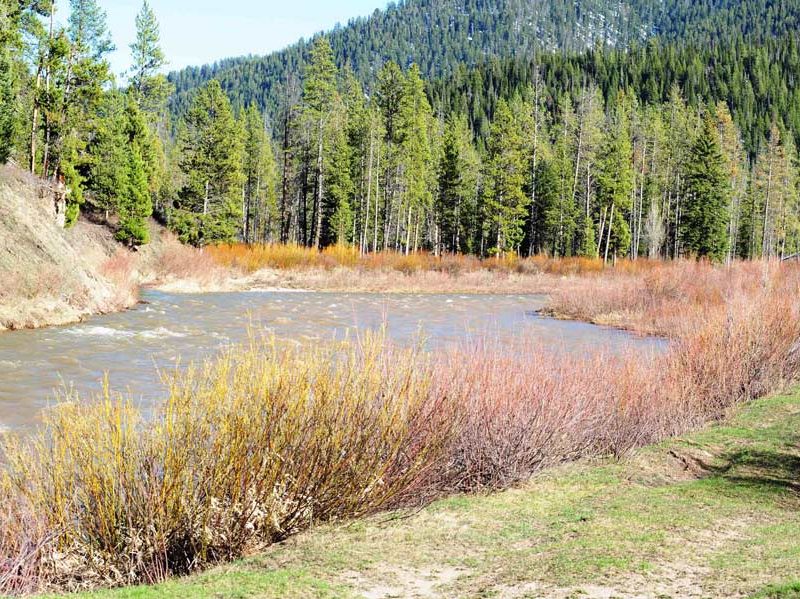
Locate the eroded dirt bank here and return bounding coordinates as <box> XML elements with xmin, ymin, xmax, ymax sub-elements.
<box><xmin>0</xmin><ymin>166</ymin><xmax>143</xmax><ymax>331</ymax></box>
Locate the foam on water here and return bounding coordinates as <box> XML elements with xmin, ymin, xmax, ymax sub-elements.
<box><xmin>66</xmin><ymin>326</ymin><xmax>135</xmax><ymax>338</ymax></box>
<box><xmin>138</xmin><ymin>327</ymin><xmax>187</xmax><ymax>340</ymax></box>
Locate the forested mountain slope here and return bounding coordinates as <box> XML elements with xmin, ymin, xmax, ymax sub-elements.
<box><xmin>167</xmin><ymin>0</ymin><xmax>800</xmax><ymax>121</ymax></box>
<box><xmin>428</xmin><ymin>35</ymin><xmax>800</xmax><ymax>155</ymax></box>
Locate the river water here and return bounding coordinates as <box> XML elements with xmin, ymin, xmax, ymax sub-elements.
<box><xmin>0</xmin><ymin>290</ymin><xmax>664</xmax><ymax>432</ymax></box>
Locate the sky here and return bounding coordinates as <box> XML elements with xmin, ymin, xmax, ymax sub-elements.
<box><xmin>54</xmin><ymin>0</ymin><xmax>388</xmax><ymax>78</ymax></box>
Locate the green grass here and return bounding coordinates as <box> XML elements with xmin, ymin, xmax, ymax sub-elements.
<box><xmin>42</xmin><ymin>391</ymin><xmax>800</xmax><ymax>599</ymax></box>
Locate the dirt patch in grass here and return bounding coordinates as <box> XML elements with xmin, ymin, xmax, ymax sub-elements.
<box><xmin>343</xmin><ymin>566</ymin><xmax>467</xmax><ymax>599</ymax></box>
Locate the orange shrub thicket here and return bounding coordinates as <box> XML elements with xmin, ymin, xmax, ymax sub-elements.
<box><xmin>204</xmin><ymin>243</ymin><xmax>715</xmax><ymax>283</ymax></box>
<box><xmin>204</xmin><ymin>243</ymin><xmax>625</xmax><ymax>276</ymax></box>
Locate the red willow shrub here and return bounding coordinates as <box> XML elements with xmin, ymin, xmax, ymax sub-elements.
<box><xmin>415</xmin><ymin>265</ymin><xmax>800</xmax><ymax>493</ymax></box>
<box><xmin>546</xmin><ymin>260</ymin><xmax>790</xmax><ymax>337</ymax></box>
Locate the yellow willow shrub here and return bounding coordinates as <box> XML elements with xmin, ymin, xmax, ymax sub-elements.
<box><xmin>207</xmin><ymin>243</ymin><xmax>323</xmax><ymax>271</ymax></box>
<box><xmin>2</xmin><ymin>334</ymin><xmax>454</xmax><ymax>589</ymax></box>
<box><xmin>321</xmin><ymin>244</ymin><xmax>359</xmax><ymax>268</ymax></box>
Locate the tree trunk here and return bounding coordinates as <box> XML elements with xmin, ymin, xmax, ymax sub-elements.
<box><xmin>597</xmin><ymin>205</ymin><xmax>607</xmax><ymax>257</ymax></box>
<box><xmin>762</xmin><ymin>153</ymin><xmax>774</xmax><ymax>259</ymax></box>
<box><xmin>313</xmin><ymin>124</ymin><xmax>324</xmax><ymax>249</ymax></box>
<box><xmin>363</xmin><ymin>132</ymin><xmax>374</xmax><ymax>254</ymax></box>
<box><xmin>29</xmin><ymin>66</ymin><xmax>42</xmax><ymax>173</ymax></box>
<box><xmin>604</xmin><ymin>202</ymin><xmax>615</xmax><ymax>264</ymax></box>
<box><xmin>374</xmin><ymin>147</ymin><xmax>380</xmax><ymax>252</ymax></box>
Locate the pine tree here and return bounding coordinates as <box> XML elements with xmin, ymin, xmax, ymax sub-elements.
<box><xmin>533</xmin><ymin>159</ymin><xmax>560</xmax><ymax>254</ymax></box>
<box><xmin>341</xmin><ymin>68</ymin><xmax>370</xmax><ymax>250</ymax></box>
<box><xmin>751</xmin><ymin>123</ymin><xmax>799</xmax><ymax>259</ymax></box>
<box><xmin>129</xmin><ymin>1</ymin><xmax>171</xmax><ymax>119</ymax></box>
<box><xmin>398</xmin><ymin>64</ymin><xmax>435</xmax><ymax>253</ymax></box>
<box><xmin>0</xmin><ymin>36</ymin><xmax>14</xmax><ymax>164</ymax></box>
<box><xmin>485</xmin><ymin>99</ymin><xmax>529</xmax><ymax>256</ymax></box>
<box><xmin>68</xmin><ymin>0</ymin><xmax>114</xmax><ymax>60</ymax></box>
<box><xmin>2</xmin><ymin>0</ymin><xmax>51</xmax><ymax>165</ymax></box>
<box><xmin>33</xmin><ymin>0</ymin><xmax>115</xmax><ymax>225</ymax></box>
<box><xmin>574</xmin><ymin>86</ymin><xmax>604</xmax><ymax>257</ymax></box>
<box><xmin>715</xmin><ymin>102</ymin><xmax>746</xmax><ymax>261</ymax></box>
<box><xmin>596</xmin><ymin>96</ymin><xmax>634</xmax><ymax>261</ymax></box>
<box><xmin>325</xmin><ymin>97</ymin><xmax>354</xmax><ymax>246</ymax></box>
<box><xmin>302</xmin><ymin>36</ymin><xmax>338</xmax><ymax>248</ymax></box>
<box><xmin>0</xmin><ymin>0</ymin><xmax>17</xmax><ymax>162</ymax></box>
<box><xmin>546</xmin><ymin>95</ymin><xmax>578</xmax><ymax>256</ymax></box>
<box><xmin>61</xmin><ymin>134</ymin><xmax>84</xmax><ymax>227</ymax></box>
<box><xmin>681</xmin><ymin>115</ymin><xmax>730</xmax><ymax>261</ymax></box>
<box><xmin>85</xmin><ymin>92</ymin><xmax>129</xmax><ymax>220</ymax></box>
<box><xmin>436</xmin><ymin>113</ymin><xmax>480</xmax><ymax>254</ymax></box>
<box><xmin>242</xmin><ymin>103</ymin><xmax>278</xmax><ymax>243</ymax></box>
<box><xmin>375</xmin><ymin>61</ymin><xmax>406</xmax><ymax>250</ymax></box>
<box><xmin>174</xmin><ymin>79</ymin><xmax>243</xmax><ymax>246</ymax></box>
<box><xmin>775</xmin><ymin>133</ymin><xmax>800</xmax><ymax>258</ymax></box>
<box><xmin>116</xmin><ymin>142</ymin><xmax>151</xmax><ymax>245</ymax></box>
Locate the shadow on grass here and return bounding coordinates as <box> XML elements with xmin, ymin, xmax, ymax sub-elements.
<box><xmin>708</xmin><ymin>447</ymin><xmax>800</xmax><ymax>494</ymax></box>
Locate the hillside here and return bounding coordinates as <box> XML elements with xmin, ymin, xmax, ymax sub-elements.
<box><xmin>0</xmin><ymin>166</ymin><xmax>181</xmax><ymax>331</ymax></box>
<box><xmin>0</xmin><ymin>166</ymin><xmax>139</xmax><ymax>330</ymax></box>
<box><xmin>167</xmin><ymin>0</ymin><xmax>800</xmax><ymax>121</ymax></box>
<box><xmin>428</xmin><ymin>34</ymin><xmax>800</xmax><ymax>153</ymax></box>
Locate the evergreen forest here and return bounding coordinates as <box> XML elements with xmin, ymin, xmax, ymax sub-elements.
<box><xmin>2</xmin><ymin>0</ymin><xmax>800</xmax><ymax>260</ymax></box>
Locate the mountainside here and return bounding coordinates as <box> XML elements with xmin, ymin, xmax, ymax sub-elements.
<box><xmin>428</xmin><ymin>35</ymin><xmax>800</xmax><ymax>154</ymax></box>
<box><xmin>167</xmin><ymin>0</ymin><xmax>800</xmax><ymax>120</ymax></box>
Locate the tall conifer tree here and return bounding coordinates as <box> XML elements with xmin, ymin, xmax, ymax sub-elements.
<box><xmin>174</xmin><ymin>80</ymin><xmax>243</xmax><ymax>245</ymax></box>
<box><xmin>682</xmin><ymin>116</ymin><xmax>730</xmax><ymax>260</ymax></box>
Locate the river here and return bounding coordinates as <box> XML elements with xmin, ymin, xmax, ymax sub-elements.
<box><xmin>0</xmin><ymin>290</ymin><xmax>665</xmax><ymax>432</ymax></box>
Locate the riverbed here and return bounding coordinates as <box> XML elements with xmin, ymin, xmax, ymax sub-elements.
<box><xmin>0</xmin><ymin>290</ymin><xmax>664</xmax><ymax>431</ymax></box>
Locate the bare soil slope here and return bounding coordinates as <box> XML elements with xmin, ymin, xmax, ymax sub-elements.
<box><xmin>0</xmin><ymin>165</ymin><xmax>139</xmax><ymax>331</ymax></box>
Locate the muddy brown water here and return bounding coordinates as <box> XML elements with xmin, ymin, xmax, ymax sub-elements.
<box><xmin>0</xmin><ymin>290</ymin><xmax>665</xmax><ymax>432</ymax></box>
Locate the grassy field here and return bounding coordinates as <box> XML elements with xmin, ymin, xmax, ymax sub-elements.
<box><xmin>41</xmin><ymin>389</ymin><xmax>800</xmax><ymax>599</ymax></box>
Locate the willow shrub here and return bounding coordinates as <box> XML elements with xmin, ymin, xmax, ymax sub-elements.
<box><xmin>1</xmin><ymin>334</ymin><xmax>454</xmax><ymax>590</ymax></box>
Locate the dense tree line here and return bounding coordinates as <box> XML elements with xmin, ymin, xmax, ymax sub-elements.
<box><xmin>2</xmin><ymin>0</ymin><xmax>800</xmax><ymax>261</ymax></box>
<box><xmin>172</xmin><ymin>35</ymin><xmax>798</xmax><ymax>261</ymax></box>
<box><xmin>0</xmin><ymin>0</ymin><xmax>169</xmax><ymax>243</ymax></box>
<box><xmin>428</xmin><ymin>34</ymin><xmax>800</xmax><ymax>159</ymax></box>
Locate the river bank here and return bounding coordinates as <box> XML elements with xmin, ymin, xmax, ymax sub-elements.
<box><xmin>0</xmin><ymin>167</ymin><xmax>137</xmax><ymax>332</ymax></box>
<box><xmin>0</xmin><ymin>164</ymin><xmax>556</xmax><ymax>332</ymax></box>
<box><xmin>5</xmin><ymin>165</ymin><xmax>769</xmax><ymax>339</ymax></box>
<box><xmin>38</xmin><ymin>389</ymin><xmax>800</xmax><ymax>599</ymax></box>
<box><xmin>2</xmin><ymin>268</ymin><xmax>797</xmax><ymax>595</ymax></box>
<box><xmin>0</xmin><ymin>166</ymin><xmax>289</xmax><ymax>332</ymax></box>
